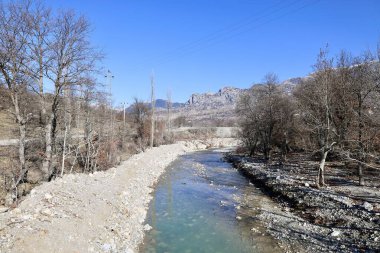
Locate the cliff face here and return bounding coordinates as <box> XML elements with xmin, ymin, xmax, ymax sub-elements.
<box><xmin>186</xmin><ymin>87</ymin><xmax>246</xmax><ymax>109</ymax></box>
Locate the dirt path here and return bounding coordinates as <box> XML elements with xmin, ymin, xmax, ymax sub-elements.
<box><xmin>0</xmin><ymin>140</ymin><xmax>237</xmax><ymax>253</ymax></box>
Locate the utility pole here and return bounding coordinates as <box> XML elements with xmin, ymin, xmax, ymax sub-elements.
<box><xmin>105</xmin><ymin>69</ymin><xmax>114</xmax><ymax>126</ymax></box>
<box><xmin>150</xmin><ymin>71</ymin><xmax>155</xmax><ymax>148</ymax></box>
<box><xmin>105</xmin><ymin>70</ymin><xmax>114</xmax><ymax>161</ymax></box>
<box><xmin>121</xmin><ymin>101</ymin><xmax>127</xmax><ymax>127</ymax></box>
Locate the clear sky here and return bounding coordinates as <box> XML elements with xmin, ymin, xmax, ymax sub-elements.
<box><xmin>49</xmin><ymin>0</ymin><xmax>380</xmax><ymax>105</ymax></box>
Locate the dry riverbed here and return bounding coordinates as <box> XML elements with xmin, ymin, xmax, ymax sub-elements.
<box><xmin>0</xmin><ymin>139</ymin><xmax>238</xmax><ymax>253</ymax></box>
<box><xmin>225</xmin><ymin>153</ymin><xmax>380</xmax><ymax>252</ymax></box>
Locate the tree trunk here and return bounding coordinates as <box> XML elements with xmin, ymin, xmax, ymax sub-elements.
<box><xmin>61</xmin><ymin>123</ymin><xmax>68</xmax><ymax>177</ymax></box>
<box><xmin>10</xmin><ymin>95</ymin><xmax>28</xmax><ymax>190</ymax></box>
<box><xmin>317</xmin><ymin>149</ymin><xmax>328</xmax><ymax>187</ymax></box>
<box><xmin>14</xmin><ymin>120</ymin><xmax>27</xmax><ymax>188</ymax></box>
<box><xmin>42</xmin><ymin>113</ymin><xmax>54</xmax><ymax>180</ymax></box>
<box><xmin>358</xmin><ymin>100</ymin><xmax>365</xmax><ymax>186</ymax></box>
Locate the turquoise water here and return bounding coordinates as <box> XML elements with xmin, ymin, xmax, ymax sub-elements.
<box><xmin>140</xmin><ymin>150</ymin><xmax>281</xmax><ymax>253</ymax></box>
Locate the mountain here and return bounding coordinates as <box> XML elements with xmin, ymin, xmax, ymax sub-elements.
<box><xmin>186</xmin><ymin>87</ymin><xmax>246</xmax><ymax>109</ymax></box>
<box><xmin>126</xmin><ymin>99</ymin><xmax>185</xmax><ymax>112</ymax></box>
<box><xmin>154</xmin><ymin>99</ymin><xmax>184</xmax><ymax>109</ymax></box>
<box><xmin>134</xmin><ymin>77</ymin><xmax>304</xmax><ymax>127</ymax></box>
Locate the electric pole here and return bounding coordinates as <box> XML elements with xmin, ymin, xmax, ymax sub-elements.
<box><xmin>105</xmin><ymin>70</ymin><xmax>114</xmax><ymax>158</ymax></box>
<box><xmin>150</xmin><ymin>71</ymin><xmax>155</xmax><ymax>148</ymax></box>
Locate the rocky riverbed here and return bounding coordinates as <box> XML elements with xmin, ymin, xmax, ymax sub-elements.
<box><xmin>0</xmin><ymin>139</ymin><xmax>237</xmax><ymax>253</ymax></box>
<box><xmin>225</xmin><ymin>153</ymin><xmax>380</xmax><ymax>252</ymax></box>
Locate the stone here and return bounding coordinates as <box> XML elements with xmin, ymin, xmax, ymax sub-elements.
<box><xmin>250</xmin><ymin>227</ymin><xmax>260</xmax><ymax>233</ymax></box>
<box><xmin>18</xmin><ymin>183</ymin><xmax>33</xmax><ymax>196</ymax></box>
<box><xmin>330</xmin><ymin>230</ymin><xmax>340</xmax><ymax>237</ymax></box>
<box><xmin>26</xmin><ymin>169</ymin><xmax>44</xmax><ymax>184</ymax></box>
<box><xmin>304</xmin><ymin>183</ymin><xmax>310</xmax><ymax>187</ymax></box>
<box><xmin>40</xmin><ymin>209</ymin><xmax>52</xmax><ymax>217</ymax></box>
<box><xmin>102</xmin><ymin>242</ymin><xmax>116</xmax><ymax>252</ymax></box>
<box><xmin>30</xmin><ymin>189</ymin><xmax>37</xmax><ymax>197</ymax></box>
<box><xmin>143</xmin><ymin>224</ymin><xmax>152</xmax><ymax>231</ymax></box>
<box><xmin>101</xmin><ymin>244</ymin><xmax>112</xmax><ymax>252</ymax></box>
<box><xmin>236</xmin><ymin>216</ymin><xmax>242</xmax><ymax>220</ymax></box>
<box><xmin>123</xmin><ymin>248</ymin><xmax>134</xmax><ymax>253</ymax></box>
<box><xmin>44</xmin><ymin>193</ymin><xmax>53</xmax><ymax>200</ymax></box>
<box><xmin>363</xmin><ymin>202</ymin><xmax>373</xmax><ymax>211</ymax></box>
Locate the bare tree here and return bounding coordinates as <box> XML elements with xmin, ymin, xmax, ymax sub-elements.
<box><xmin>348</xmin><ymin>52</ymin><xmax>379</xmax><ymax>185</ymax></box>
<box><xmin>166</xmin><ymin>90</ymin><xmax>172</xmax><ymax>141</ymax></box>
<box><xmin>26</xmin><ymin>8</ymin><xmax>102</xmax><ymax>180</ymax></box>
<box><xmin>295</xmin><ymin>48</ymin><xmax>336</xmax><ymax>187</ymax></box>
<box><xmin>0</xmin><ymin>1</ymin><xmax>33</xmax><ymax>192</ymax></box>
<box><xmin>131</xmin><ymin>98</ymin><xmax>149</xmax><ymax>151</ymax></box>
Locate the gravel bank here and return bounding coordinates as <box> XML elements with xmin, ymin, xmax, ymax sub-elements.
<box><xmin>225</xmin><ymin>154</ymin><xmax>380</xmax><ymax>252</ymax></box>
<box><xmin>0</xmin><ymin>140</ymin><xmax>236</xmax><ymax>253</ymax></box>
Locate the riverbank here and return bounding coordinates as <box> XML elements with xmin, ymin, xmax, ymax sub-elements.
<box><xmin>225</xmin><ymin>153</ymin><xmax>380</xmax><ymax>252</ymax></box>
<box><xmin>0</xmin><ymin>139</ymin><xmax>237</xmax><ymax>253</ymax></box>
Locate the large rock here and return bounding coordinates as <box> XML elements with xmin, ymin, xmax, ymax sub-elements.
<box><xmin>27</xmin><ymin>168</ymin><xmax>44</xmax><ymax>184</ymax></box>
<box><xmin>18</xmin><ymin>183</ymin><xmax>33</xmax><ymax>196</ymax></box>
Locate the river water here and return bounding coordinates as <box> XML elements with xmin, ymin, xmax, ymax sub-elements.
<box><xmin>140</xmin><ymin>150</ymin><xmax>282</xmax><ymax>253</ymax></box>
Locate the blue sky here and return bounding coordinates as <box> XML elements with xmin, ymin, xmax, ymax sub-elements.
<box><xmin>49</xmin><ymin>0</ymin><xmax>380</xmax><ymax>105</ymax></box>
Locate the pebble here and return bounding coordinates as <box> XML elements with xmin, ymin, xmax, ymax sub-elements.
<box><xmin>330</xmin><ymin>230</ymin><xmax>340</xmax><ymax>237</ymax></box>
<box><xmin>44</xmin><ymin>193</ymin><xmax>53</xmax><ymax>200</ymax></box>
<box><xmin>40</xmin><ymin>209</ymin><xmax>52</xmax><ymax>217</ymax></box>
<box><xmin>143</xmin><ymin>224</ymin><xmax>152</xmax><ymax>231</ymax></box>
<box><xmin>251</xmin><ymin>227</ymin><xmax>260</xmax><ymax>233</ymax></box>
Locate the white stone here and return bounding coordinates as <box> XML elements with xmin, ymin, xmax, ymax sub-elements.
<box><xmin>44</xmin><ymin>193</ymin><xmax>53</xmax><ymax>200</ymax></box>
<box><xmin>40</xmin><ymin>209</ymin><xmax>52</xmax><ymax>216</ymax></box>
<box><xmin>250</xmin><ymin>227</ymin><xmax>259</xmax><ymax>233</ymax></box>
<box><xmin>101</xmin><ymin>244</ymin><xmax>112</xmax><ymax>252</ymax></box>
<box><xmin>143</xmin><ymin>224</ymin><xmax>152</xmax><ymax>231</ymax></box>
<box><xmin>363</xmin><ymin>202</ymin><xmax>373</xmax><ymax>211</ymax></box>
<box><xmin>330</xmin><ymin>230</ymin><xmax>340</xmax><ymax>237</ymax></box>
<box><xmin>304</xmin><ymin>183</ymin><xmax>310</xmax><ymax>187</ymax></box>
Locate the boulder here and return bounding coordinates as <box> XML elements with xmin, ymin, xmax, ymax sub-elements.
<box><xmin>27</xmin><ymin>168</ymin><xmax>44</xmax><ymax>184</ymax></box>
<box><xmin>363</xmin><ymin>202</ymin><xmax>373</xmax><ymax>211</ymax></box>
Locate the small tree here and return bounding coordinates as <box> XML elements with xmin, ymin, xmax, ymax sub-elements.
<box><xmin>295</xmin><ymin>48</ymin><xmax>335</xmax><ymax>187</ymax></box>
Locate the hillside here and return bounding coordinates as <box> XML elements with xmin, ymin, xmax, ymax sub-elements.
<box><xmin>155</xmin><ymin>78</ymin><xmax>303</xmax><ymax>127</ymax></box>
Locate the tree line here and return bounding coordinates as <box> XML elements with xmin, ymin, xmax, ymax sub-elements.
<box><xmin>237</xmin><ymin>45</ymin><xmax>380</xmax><ymax>188</ymax></box>
<box><xmin>0</xmin><ymin>1</ymin><xmax>174</xmax><ymax>204</ymax></box>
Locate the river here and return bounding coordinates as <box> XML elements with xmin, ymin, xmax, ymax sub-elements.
<box><xmin>140</xmin><ymin>149</ymin><xmax>282</xmax><ymax>253</ymax></box>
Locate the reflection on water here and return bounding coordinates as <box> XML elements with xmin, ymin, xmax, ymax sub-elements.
<box><xmin>140</xmin><ymin>150</ymin><xmax>281</xmax><ymax>253</ymax></box>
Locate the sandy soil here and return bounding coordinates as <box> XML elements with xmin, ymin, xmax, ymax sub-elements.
<box><xmin>0</xmin><ymin>139</ymin><xmax>237</xmax><ymax>253</ymax></box>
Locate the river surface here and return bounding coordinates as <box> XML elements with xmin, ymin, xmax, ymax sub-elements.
<box><xmin>140</xmin><ymin>150</ymin><xmax>282</xmax><ymax>253</ymax></box>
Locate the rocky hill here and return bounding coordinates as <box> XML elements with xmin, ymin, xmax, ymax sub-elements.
<box><xmin>186</xmin><ymin>87</ymin><xmax>246</xmax><ymax>109</ymax></box>
<box><xmin>154</xmin><ymin>78</ymin><xmax>303</xmax><ymax>127</ymax></box>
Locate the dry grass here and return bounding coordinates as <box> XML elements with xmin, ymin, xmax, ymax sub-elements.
<box><xmin>0</xmin><ymin>111</ymin><xmax>17</xmax><ymax>140</ymax></box>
